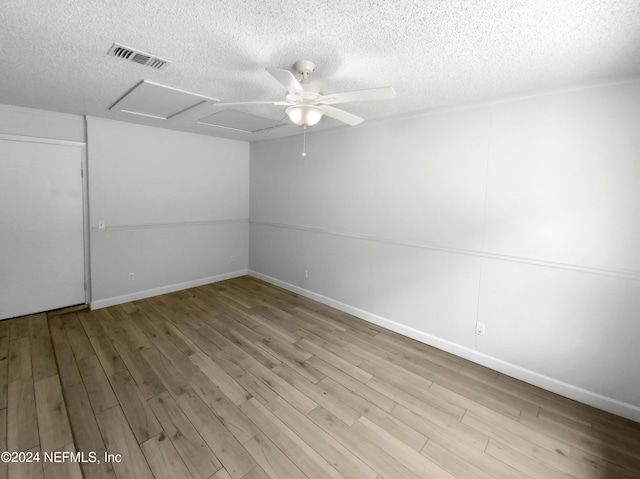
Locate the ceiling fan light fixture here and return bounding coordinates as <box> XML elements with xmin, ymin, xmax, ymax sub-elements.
<box><xmin>286</xmin><ymin>105</ymin><xmax>323</xmax><ymax>126</ymax></box>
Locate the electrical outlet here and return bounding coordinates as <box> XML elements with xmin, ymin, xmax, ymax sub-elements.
<box><xmin>128</xmin><ymin>272</ymin><xmax>135</xmax><ymax>281</ymax></box>
<box><xmin>476</xmin><ymin>322</ymin><xmax>486</xmax><ymax>336</ymax></box>
<box><xmin>304</xmin><ymin>269</ymin><xmax>309</xmax><ymax>278</ymax></box>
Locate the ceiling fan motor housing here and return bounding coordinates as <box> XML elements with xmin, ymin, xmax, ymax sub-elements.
<box><xmin>294</xmin><ymin>60</ymin><xmax>315</xmax><ymax>76</ymax></box>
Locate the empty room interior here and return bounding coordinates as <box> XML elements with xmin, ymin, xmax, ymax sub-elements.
<box><xmin>1</xmin><ymin>1</ymin><xmax>640</xmax><ymax>478</ymax></box>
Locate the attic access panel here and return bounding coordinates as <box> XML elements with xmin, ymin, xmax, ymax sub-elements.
<box><xmin>197</xmin><ymin>109</ymin><xmax>287</xmax><ymax>133</ymax></box>
<box><xmin>110</xmin><ymin>80</ymin><xmax>218</xmax><ymax>120</ymax></box>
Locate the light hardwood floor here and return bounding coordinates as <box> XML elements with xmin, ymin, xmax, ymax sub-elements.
<box><xmin>1</xmin><ymin>276</ymin><xmax>639</xmax><ymax>479</ymax></box>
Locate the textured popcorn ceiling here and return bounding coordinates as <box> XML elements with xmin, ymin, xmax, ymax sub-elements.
<box><xmin>1</xmin><ymin>0</ymin><xmax>639</xmax><ymax>141</ymax></box>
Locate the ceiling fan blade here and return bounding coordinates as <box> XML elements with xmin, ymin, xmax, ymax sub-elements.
<box><xmin>321</xmin><ymin>106</ymin><xmax>364</xmax><ymax>126</ymax></box>
<box><xmin>317</xmin><ymin>86</ymin><xmax>396</xmax><ymax>105</ymax></box>
<box><xmin>266</xmin><ymin>68</ymin><xmax>305</xmax><ymax>95</ymax></box>
<box><xmin>212</xmin><ymin>100</ymin><xmax>290</xmax><ymax>107</ymax></box>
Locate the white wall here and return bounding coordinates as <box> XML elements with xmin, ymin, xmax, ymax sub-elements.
<box><xmin>249</xmin><ymin>80</ymin><xmax>640</xmax><ymax>421</ymax></box>
<box><xmin>87</xmin><ymin>117</ymin><xmax>249</xmax><ymax>307</ymax></box>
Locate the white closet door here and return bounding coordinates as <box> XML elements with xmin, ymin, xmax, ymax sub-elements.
<box><xmin>0</xmin><ymin>139</ymin><xmax>85</xmax><ymax>320</ymax></box>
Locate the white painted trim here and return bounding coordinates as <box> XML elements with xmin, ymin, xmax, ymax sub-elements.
<box><xmin>250</xmin><ymin>220</ymin><xmax>640</xmax><ymax>281</ymax></box>
<box><xmin>249</xmin><ymin>269</ymin><xmax>640</xmax><ymax>423</ymax></box>
<box><xmin>80</xmin><ymin>142</ymin><xmax>91</xmax><ymax>305</ymax></box>
<box><xmin>93</xmin><ymin>218</ymin><xmax>249</xmax><ymax>232</ymax></box>
<box><xmin>0</xmin><ymin>133</ymin><xmax>85</xmax><ymax>147</ymax></box>
<box><xmin>90</xmin><ymin>269</ymin><xmax>248</xmax><ymax>310</ymax></box>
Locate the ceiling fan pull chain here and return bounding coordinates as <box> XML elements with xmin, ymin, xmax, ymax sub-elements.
<box><xmin>302</xmin><ymin>125</ymin><xmax>307</xmax><ymax>157</ymax></box>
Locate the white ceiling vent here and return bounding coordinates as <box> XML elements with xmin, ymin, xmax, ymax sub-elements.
<box><xmin>107</xmin><ymin>43</ymin><xmax>171</xmax><ymax>69</ymax></box>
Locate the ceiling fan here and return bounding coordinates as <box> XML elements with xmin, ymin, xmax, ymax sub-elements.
<box><xmin>213</xmin><ymin>60</ymin><xmax>396</xmax><ymax>128</ymax></box>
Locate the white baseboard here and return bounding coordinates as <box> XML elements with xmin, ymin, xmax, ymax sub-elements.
<box><xmin>249</xmin><ymin>270</ymin><xmax>640</xmax><ymax>423</ymax></box>
<box><xmin>90</xmin><ymin>269</ymin><xmax>248</xmax><ymax>310</ymax></box>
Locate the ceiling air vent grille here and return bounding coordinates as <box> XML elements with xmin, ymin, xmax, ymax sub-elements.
<box><xmin>107</xmin><ymin>43</ymin><xmax>171</xmax><ymax>70</ymax></box>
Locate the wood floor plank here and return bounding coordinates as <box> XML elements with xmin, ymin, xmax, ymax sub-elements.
<box><xmin>293</xmin><ymin>307</ymin><xmax>348</xmax><ymax>333</ymax></box>
<box><xmin>421</xmin><ymin>439</ymin><xmax>521</xmax><ymax>479</ymax></box>
<box><xmin>356</xmin><ymin>356</ymin><xmax>434</xmax><ymax>405</ymax></box>
<box><xmin>362</xmin><ymin>404</ymin><xmax>427</xmax><ymax>452</ymax></box>
<box><xmin>109</xmin><ymin>369</ymin><xmax>162</xmax><ymax>443</ymax></box>
<box><xmin>211</xmin><ymin>468</ymin><xmax>233</xmax><ymax>479</ymax></box>
<box><xmin>76</xmin><ymin>309</ymin><xmax>107</xmax><ymax>339</ymax></box>
<box><xmin>392</xmin><ymin>403</ymin><xmax>489</xmax><ymax>452</ymax></box>
<box><xmin>239</xmin><ymin>398</ymin><xmax>343</xmax><ymax>479</ymax></box>
<box><xmin>41</xmin><ymin>442</ymin><xmax>83</xmax><ymax>479</ymax></box>
<box><xmin>305</xmin><ymin>356</ymin><xmax>397</xmax><ymax>413</ymax></box>
<box><xmin>0</xmin><ymin>408</ymin><xmax>6</xmax><ymax>479</ymax></box>
<box><xmin>367</xmin><ymin>375</ymin><xmax>465</xmax><ymax>420</ymax></box>
<box><xmin>29</xmin><ymin>314</ymin><xmax>57</xmax><ymax>382</ymax></box>
<box><xmin>34</xmin><ymin>374</ymin><xmax>73</xmax><ymax>452</ymax></box>
<box><xmin>225</xmin><ymin>328</ymin><xmax>282</xmax><ymax>369</ymax></box>
<box><xmin>315</xmin><ymin>376</ymin><xmax>379</xmax><ymax>418</ymax></box>
<box><xmin>148</xmin><ymin>391</ymin><xmax>222</xmax><ymax>479</ymax></box>
<box><xmin>273</xmin><ymin>363</ymin><xmax>361</xmax><ymax>426</ymax></box>
<box><xmin>297</xmin><ymin>337</ymin><xmax>372</xmax><ymax>383</ymax></box>
<box><xmin>198</xmin><ymin>324</ymin><xmax>248</xmax><ymax>362</ymax></box>
<box><xmin>351</xmin><ymin>416</ymin><xmax>456</xmax><ymax>479</ymax></box>
<box><xmin>407</xmin><ymin>360</ymin><xmax>536</xmax><ymax>419</ymax></box>
<box><xmin>265</xmin><ymin>396</ymin><xmax>378</xmax><ymax>479</ymax></box>
<box><xmin>9</xmin><ymin>316</ymin><xmax>31</xmax><ymax>340</ymax></box>
<box><xmin>110</xmin><ymin>308</ymin><xmax>154</xmax><ymax>352</ymax></box>
<box><xmin>8</xmin><ymin>336</ymin><xmax>31</xmax><ymax>383</ymax></box>
<box><xmin>156</xmin><ymin>320</ymin><xmax>199</xmax><ymax>357</ymax></box>
<box><xmin>48</xmin><ymin>316</ymin><xmax>82</xmax><ymax>388</ymax></box>
<box><xmin>462</xmin><ymin>409</ymin><xmax>572</xmax><ymax>458</ymax></box>
<box><xmin>140</xmin><ymin>347</ymin><xmax>189</xmax><ymax>397</ymax></box>
<box><xmin>518</xmin><ymin>409</ymin><xmax>640</xmax><ymax>470</ymax></box>
<box><xmin>77</xmin><ymin>355</ymin><xmax>118</xmax><ymax>415</ymax></box>
<box><xmin>485</xmin><ymin>438</ymin><xmax>575</xmax><ymax>479</ymax></box>
<box><xmin>239</xmin><ymin>356</ymin><xmax>317</xmax><ymax>414</ymax></box>
<box><xmin>95</xmin><ymin>406</ymin><xmax>154</xmax><ymax>479</ymax></box>
<box><xmin>308</xmin><ymin>406</ymin><xmax>423</xmax><ymax>479</ymax></box>
<box><xmin>189</xmin><ymin>372</ymin><xmax>258</xmax><ymax>444</ymax></box>
<box><xmin>251</xmin><ymin>317</ymin><xmax>300</xmax><ymax>345</ymax></box>
<box><xmin>373</xmin><ymin>330</ymin><xmax>465</xmax><ymax>371</ymax></box>
<box><xmin>7</xmin><ymin>445</ymin><xmax>44</xmax><ymax>479</ymax></box>
<box><xmin>256</xmin><ymin>337</ymin><xmax>321</xmax><ymax>384</ymax></box>
<box><xmin>149</xmin><ymin>332</ymin><xmax>200</xmax><ymax>380</ymax></box>
<box><xmin>242</xmin><ymin>432</ymin><xmax>306</xmax><ymax>479</ymax></box>
<box><xmin>141</xmin><ymin>432</ymin><xmax>194</xmax><ymax>479</ymax></box>
<box><xmin>189</xmin><ymin>351</ymin><xmax>250</xmax><ymax>406</ymax></box>
<box><xmin>177</xmin><ymin>387</ymin><xmax>257</xmax><ymax>479</ymax></box>
<box><xmin>7</xmin><ymin>377</ymin><xmax>39</xmax><ymax>452</ymax></box>
<box><xmin>0</xmin><ymin>337</ymin><xmax>9</xmax><ymax>410</ymax></box>
<box><xmin>86</xmin><ymin>333</ymin><xmax>126</xmax><ymax>377</ymax></box>
<box><xmin>110</xmin><ymin>339</ymin><xmax>166</xmax><ymax>400</ymax></box>
<box><xmin>62</xmin><ymin>382</ymin><xmax>116</xmax><ymax>479</ymax></box>
<box><xmin>213</xmin><ymin>351</ymin><xmax>278</xmax><ymax>405</ymax></box>
<box><xmin>174</xmin><ymin>321</ymin><xmax>222</xmax><ymax>357</ymax></box>
<box><xmin>61</xmin><ymin>313</ymin><xmax>95</xmax><ymax>361</ymax></box>
<box><xmin>567</xmin><ymin>446</ymin><xmax>640</xmax><ymax>479</ymax></box>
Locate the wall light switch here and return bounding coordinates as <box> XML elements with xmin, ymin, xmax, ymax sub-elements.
<box><xmin>98</xmin><ymin>220</ymin><xmax>105</xmax><ymax>230</ymax></box>
<box><xmin>476</xmin><ymin>322</ymin><xmax>486</xmax><ymax>336</ymax></box>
